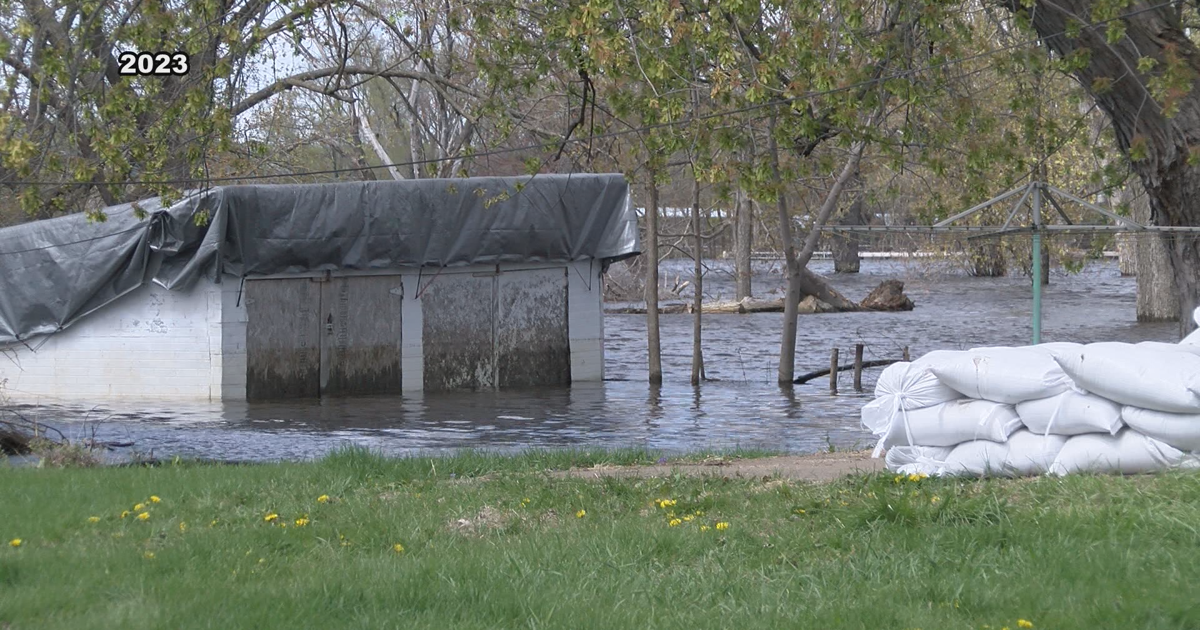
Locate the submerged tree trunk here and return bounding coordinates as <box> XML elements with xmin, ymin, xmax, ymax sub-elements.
<box><xmin>645</xmin><ymin>176</ymin><xmax>663</xmax><ymax>384</ymax></box>
<box><xmin>831</xmin><ymin>172</ymin><xmax>864</xmax><ymax>273</ymax></box>
<box><xmin>735</xmin><ymin>190</ymin><xmax>754</xmax><ymax>300</ymax></box>
<box><xmin>690</xmin><ymin>172</ymin><xmax>704</xmax><ymax>386</ymax></box>
<box><xmin>1009</xmin><ymin>0</ymin><xmax>1200</xmax><ymax>336</ymax></box>
<box><xmin>1132</xmin><ymin>185</ymin><xmax>1179</xmax><ymax>321</ymax></box>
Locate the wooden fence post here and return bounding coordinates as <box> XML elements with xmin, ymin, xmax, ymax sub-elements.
<box><xmin>853</xmin><ymin>344</ymin><xmax>864</xmax><ymax>393</ymax></box>
<box><xmin>829</xmin><ymin>348</ymin><xmax>839</xmax><ymax>394</ymax></box>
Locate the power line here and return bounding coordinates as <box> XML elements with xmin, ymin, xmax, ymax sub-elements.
<box><xmin>0</xmin><ymin>0</ymin><xmax>1183</xmax><ymax>189</ymax></box>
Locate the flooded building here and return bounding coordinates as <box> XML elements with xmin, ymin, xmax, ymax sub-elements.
<box><xmin>0</xmin><ymin>174</ymin><xmax>638</xmax><ymax>402</ymax></box>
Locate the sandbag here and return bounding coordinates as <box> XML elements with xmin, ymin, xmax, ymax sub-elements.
<box><xmin>884</xmin><ymin>445</ymin><xmax>953</xmax><ymax>473</ymax></box>
<box><xmin>1047</xmin><ymin>430</ymin><xmax>1197</xmax><ymax>476</ymax></box>
<box><xmin>873</xmin><ymin>399</ymin><xmax>1022</xmax><ymax>450</ymax></box>
<box><xmin>941</xmin><ymin>431</ymin><xmax>1068</xmax><ymax>477</ymax></box>
<box><xmin>927</xmin><ymin>347</ymin><xmax>1073</xmax><ymax>404</ymax></box>
<box><xmin>1016</xmin><ymin>391</ymin><xmax>1123</xmax><ymax>436</ymax></box>
<box><xmin>1122</xmin><ymin>406</ymin><xmax>1200</xmax><ymax>452</ymax></box>
<box><xmin>1049</xmin><ymin>342</ymin><xmax>1200</xmax><ymax>413</ymax></box>
<box><xmin>872</xmin><ymin>360</ymin><xmax>962</xmax><ymax>409</ymax></box>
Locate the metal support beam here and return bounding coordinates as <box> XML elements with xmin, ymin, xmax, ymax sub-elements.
<box><xmin>933</xmin><ymin>184</ymin><xmax>1029</xmax><ymax>227</ymax></box>
<box><xmin>1031</xmin><ymin>184</ymin><xmax>1042</xmax><ymax>345</ymax></box>
<box><xmin>1046</xmin><ymin>185</ymin><xmax>1145</xmax><ymax>228</ymax></box>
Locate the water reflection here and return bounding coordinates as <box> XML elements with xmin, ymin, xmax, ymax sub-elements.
<box><xmin>7</xmin><ymin>259</ymin><xmax>1179</xmax><ymax>462</ymax></box>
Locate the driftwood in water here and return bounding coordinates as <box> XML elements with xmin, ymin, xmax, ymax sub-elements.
<box><xmin>794</xmin><ymin>359</ymin><xmax>899</xmax><ymax>385</ymax></box>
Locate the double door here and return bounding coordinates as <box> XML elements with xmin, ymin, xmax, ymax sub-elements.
<box><xmin>244</xmin><ymin>275</ymin><xmax>403</xmax><ymax>400</ymax></box>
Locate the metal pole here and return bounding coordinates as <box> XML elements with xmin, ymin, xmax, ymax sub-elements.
<box><xmin>1031</xmin><ymin>184</ymin><xmax>1043</xmax><ymax>345</ymax></box>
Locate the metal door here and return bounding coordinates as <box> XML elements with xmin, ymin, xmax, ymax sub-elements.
<box><xmin>497</xmin><ymin>268</ymin><xmax>570</xmax><ymax>387</ymax></box>
<box><xmin>319</xmin><ymin>275</ymin><xmax>403</xmax><ymax>396</ymax></box>
<box><xmin>244</xmin><ymin>278</ymin><xmax>321</xmax><ymax>399</ymax></box>
<box><xmin>421</xmin><ymin>272</ymin><xmax>496</xmax><ymax>391</ymax></box>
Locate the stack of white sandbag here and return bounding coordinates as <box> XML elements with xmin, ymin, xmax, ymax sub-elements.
<box><xmin>865</xmin><ymin>328</ymin><xmax>1200</xmax><ymax>477</ymax></box>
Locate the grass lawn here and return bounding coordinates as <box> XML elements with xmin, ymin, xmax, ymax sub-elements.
<box><xmin>3</xmin><ymin>447</ymin><xmax>1200</xmax><ymax>629</ymax></box>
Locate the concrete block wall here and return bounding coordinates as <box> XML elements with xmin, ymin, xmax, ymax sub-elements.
<box><xmin>0</xmin><ymin>281</ymin><xmax>225</xmax><ymax>402</ymax></box>
<box><xmin>567</xmin><ymin>259</ymin><xmax>605</xmax><ymax>382</ymax></box>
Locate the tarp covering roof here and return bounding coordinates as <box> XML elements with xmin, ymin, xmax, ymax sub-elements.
<box><xmin>0</xmin><ymin>173</ymin><xmax>637</xmax><ymax>344</ymax></box>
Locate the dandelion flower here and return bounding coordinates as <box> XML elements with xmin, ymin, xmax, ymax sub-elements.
<box><xmin>893</xmin><ymin>475</ymin><xmax>903</xmax><ymax>483</ymax></box>
<box><xmin>1017</xmin><ymin>621</ymin><xmax>1033</xmax><ymax>629</ymax></box>
<box><xmin>8</xmin><ymin>539</ymin><xmax>21</xmax><ymax>548</ymax></box>
<box><xmin>210</xmin><ymin>520</ymin><xmax>218</xmax><ymax>528</ymax></box>
<box><xmin>656</xmin><ymin>499</ymin><xmax>676</xmax><ymax>509</ymax></box>
<box><xmin>264</xmin><ymin>513</ymin><xmax>279</xmax><ymax>523</ymax></box>
<box><xmin>576</xmin><ymin>509</ymin><xmax>587</xmax><ymax>519</ymax></box>
<box><xmin>120</xmin><ymin>510</ymin><xmax>130</xmax><ymax>519</ymax></box>
<box><xmin>316</xmin><ymin>495</ymin><xmax>330</xmax><ymax>504</ymax></box>
<box><xmin>149</xmin><ymin>496</ymin><xmax>161</xmax><ymax>504</ymax></box>
<box><xmin>393</xmin><ymin>543</ymin><xmax>405</xmax><ymax>553</ymax></box>
<box><xmin>931</xmin><ymin>496</ymin><xmax>941</xmax><ymax>505</ymax></box>
<box><xmin>179</xmin><ymin>522</ymin><xmax>188</xmax><ymax>533</ymax></box>
<box><xmin>715</xmin><ymin>522</ymin><xmax>730</xmax><ymax>531</ymax></box>
<box><xmin>794</xmin><ymin>509</ymin><xmax>807</xmax><ymax>515</ymax></box>
<box><xmin>682</xmin><ymin>515</ymin><xmax>694</xmax><ymax>522</ymax></box>
<box><xmin>699</xmin><ymin>525</ymin><xmax>711</xmax><ymax>532</ymax></box>
<box><xmin>295</xmin><ymin>517</ymin><xmax>309</xmax><ymax>527</ymax></box>
<box><xmin>143</xmin><ymin>551</ymin><xmax>155</xmax><ymax>559</ymax></box>
<box><xmin>668</xmin><ymin>518</ymin><xmax>682</xmax><ymax>527</ymax></box>
<box><xmin>137</xmin><ymin>512</ymin><xmax>150</xmax><ymax>521</ymax></box>
<box><xmin>87</xmin><ymin>516</ymin><xmax>100</xmax><ymax>523</ymax></box>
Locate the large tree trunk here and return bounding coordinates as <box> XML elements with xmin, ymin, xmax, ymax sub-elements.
<box><xmin>645</xmin><ymin>177</ymin><xmax>663</xmax><ymax>384</ymax></box>
<box><xmin>735</xmin><ymin>190</ymin><xmax>754</xmax><ymax>300</ymax></box>
<box><xmin>1117</xmin><ymin>232</ymin><xmax>1137</xmax><ymax>275</ymax></box>
<box><xmin>831</xmin><ymin>173</ymin><xmax>864</xmax><ymax>273</ymax></box>
<box><xmin>690</xmin><ymin>172</ymin><xmax>704</xmax><ymax>386</ymax></box>
<box><xmin>1009</xmin><ymin>0</ymin><xmax>1200</xmax><ymax>336</ymax></box>
<box><xmin>1132</xmin><ymin>184</ymin><xmax>1179</xmax><ymax>321</ymax></box>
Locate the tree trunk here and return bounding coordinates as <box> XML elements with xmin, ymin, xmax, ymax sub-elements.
<box><xmin>1040</xmin><ymin>246</ymin><xmax>1050</xmax><ymax>286</ymax></box>
<box><xmin>690</xmin><ymin>172</ymin><xmax>704</xmax><ymax>386</ymax></box>
<box><xmin>1117</xmin><ymin>232</ymin><xmax>1137</xmax><ymax>275</ymax></box>
<box><xmin>1132</xmin><ymin>185</ymin><xmax>1180</xmax><ymax>321</ymax></box>
<box><xmin>645</xmin><ymin>177</ymin><xmax>663</xmax><ymax>384</ymax></box>
<box><xmin>1008</xmin><ymin>0</ymin><xmax>1200</xmax><ymax>336</ymax></box>
<box><xmin>967</xmin><ymin>240</ymin><xmax>1006</xmax><ymax>277</ymax></box>
<box><xmin>773</xmin><ymin>110</ymin><xmax>868</xmax><ymax>384</ymax></box>
<box><xmin>735</xmin><ymin>190</ymin><xmax>754</xmax><ymax>300</ymax></box>
<box><xmin>831</xmin><ymin>173</ymin><xmax>864</xmax><ymax>273</ymax></box>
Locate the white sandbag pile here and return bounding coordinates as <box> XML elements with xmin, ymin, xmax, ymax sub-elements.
<box><xmin>864</xmin><ymin>312</ymin><xmax>1200</xmax><ymax>477</ymax></box>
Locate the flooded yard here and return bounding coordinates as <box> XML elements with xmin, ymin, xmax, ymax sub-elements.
<box><xmin>4</xmin><ymin>258</ymin><xmax>1177</xmax><ymax>461</ymax></box>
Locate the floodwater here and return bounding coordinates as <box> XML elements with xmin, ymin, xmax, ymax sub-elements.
<box><xmin>4</xmin><ymin>258</ymin><xmax>1179</xmax><ymax>462</ymax></box>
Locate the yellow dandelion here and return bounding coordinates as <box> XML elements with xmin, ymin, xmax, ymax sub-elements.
<box><xmin>715</xmin><ymin>522</ymin><xmax>730</xmax><ymax>531</ymax></box>
<box><xmin>149</xmin><ymin>496</ymin><xmax>161</xmax><ymax>504</ymax></box>
<box><xmin>682</xmin><ymin>515</ymin><xmax>694</xmax><ymax>522</ymax></box>
<box><xmin>8</xmin><ymin>539</ymin><xmax>21</xmax><ymax>548</ymax></box>
<box><xmin>699</xmin><ymin>525</ymin><xmax>711</xmax><ymax>532</ymax></box>
<box><xmin>931</xmin><ymin>496</ymin><xmax>941</xmax><ymax>504</ymax></box>
<box><xmin>668</xmin><ymin>518</ymin><xmax>682</xmax><ymax>527</ymax></box>
<box><xmin>258</xmin><ymin>558</ymin><xmax>265</xmax><ymax>564</ymax></box>
<box><xmin>295</xmin><ymin>517</ymin><xmax>309</xmax><ymax>527</ymax></box>
<box><xmin>264</xmin><ymin>513</ymin><xmax>279</xmax><ymax>523</ymax></box>
<box><xmin>179</xmin><ymin>522</ymin><xmax>188</xmax><ymax>533</ymax></box>
<box><xmin>576</xmin><ymin>509</ymin><xmax>587</xmax><ymax>518</ymax></box>
<box><xmin>794</xmin><ymin>508</ymin><xmax>807</xmax><ymax>515</ymax></box>
<box><xmin>143</xmin><ymin>551</ymin><xmax>155</xmax><ymax>559</ymax></box>
<box><xmin>1002</xmin><ymin>627</ymin><xmax>1010</xmax><ymax>630</ymax></box>
<box><xmin>133</xmin><ymin>503</ymin><xmax>145</xmax><ymax>512</ymax></box>
<box><xmin>656</xmin><ymin>499</ymin><xmax>676</xmax><ymax>509</ymax></box>
<box><xmin>893</xmin><ymin>475</ymin><xmax>903</xmax><ymax>483</ymax></box>
<box><xmin>210</xmin><ymin>520</ymin><xmax>218</xmax><ymax>528</ymax></box>
<box><xmin>137</xmin><ymin>512</ymin><xmax>150</xmax><ymax>521</ymax></box>
<box><xmin>87</xmin><ymin>516</ymin><xmax>100</xmax><ymax>523</ymax></box>
<box><xmin>120</xmin><ymin>510</ymin><xmax>130</xmax><ymax>519</ymax></box>
<box><xmin>317</xmin><ymin>495</ymin><xmax>330</xmax><ymax>504</ymax></box>
<box><xmin>393</xmin><ymin>543</ymin><xmax>405</xmax><ymax>553</ymax></box>
<box><xmin>1017</xmin><ymin>621</ymin><xmax>1033</xmax><ymax>629</ymax></box>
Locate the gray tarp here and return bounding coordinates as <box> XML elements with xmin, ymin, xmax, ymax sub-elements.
<box><xmin>0</xmin><ymin>173</ymin><xmax>637</xmax><ymax>344</ymax></box>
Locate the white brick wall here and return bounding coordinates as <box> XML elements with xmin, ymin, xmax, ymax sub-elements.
<box><xmin>567</xmin><ymin>259</ymin><xmax>605</xmax><ymax>381</ymax></box>
<box><xmin>0</xmin><ymin>280</ymin><xmax>228</xmax><ymax>402</ymax></box>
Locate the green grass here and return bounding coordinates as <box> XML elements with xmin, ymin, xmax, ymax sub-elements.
<box><xmin>3</xmin><ymin>448</ymin><xmax>1200</xmax><ymax>629</ymax></box>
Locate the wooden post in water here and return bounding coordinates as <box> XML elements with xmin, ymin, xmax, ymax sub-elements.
<box><xmin>902</xmin><ymin>346</ymin><xmax>910</xmax><ymax>361</ymax></box>
<box><xmin>853</xmin><ymin>344</ymin><xmax>864</xmax><ymax>393</ymax></box>
<box><xmin>829</xmin><ymin>348</ymin><xmax>839</xmax><ymax>394</ymax></box>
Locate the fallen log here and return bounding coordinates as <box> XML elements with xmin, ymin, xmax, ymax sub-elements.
<box><xmin>793</xmin><ymin>359</ymin><xmax>899</xmax><ymax>385</ymax></box>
